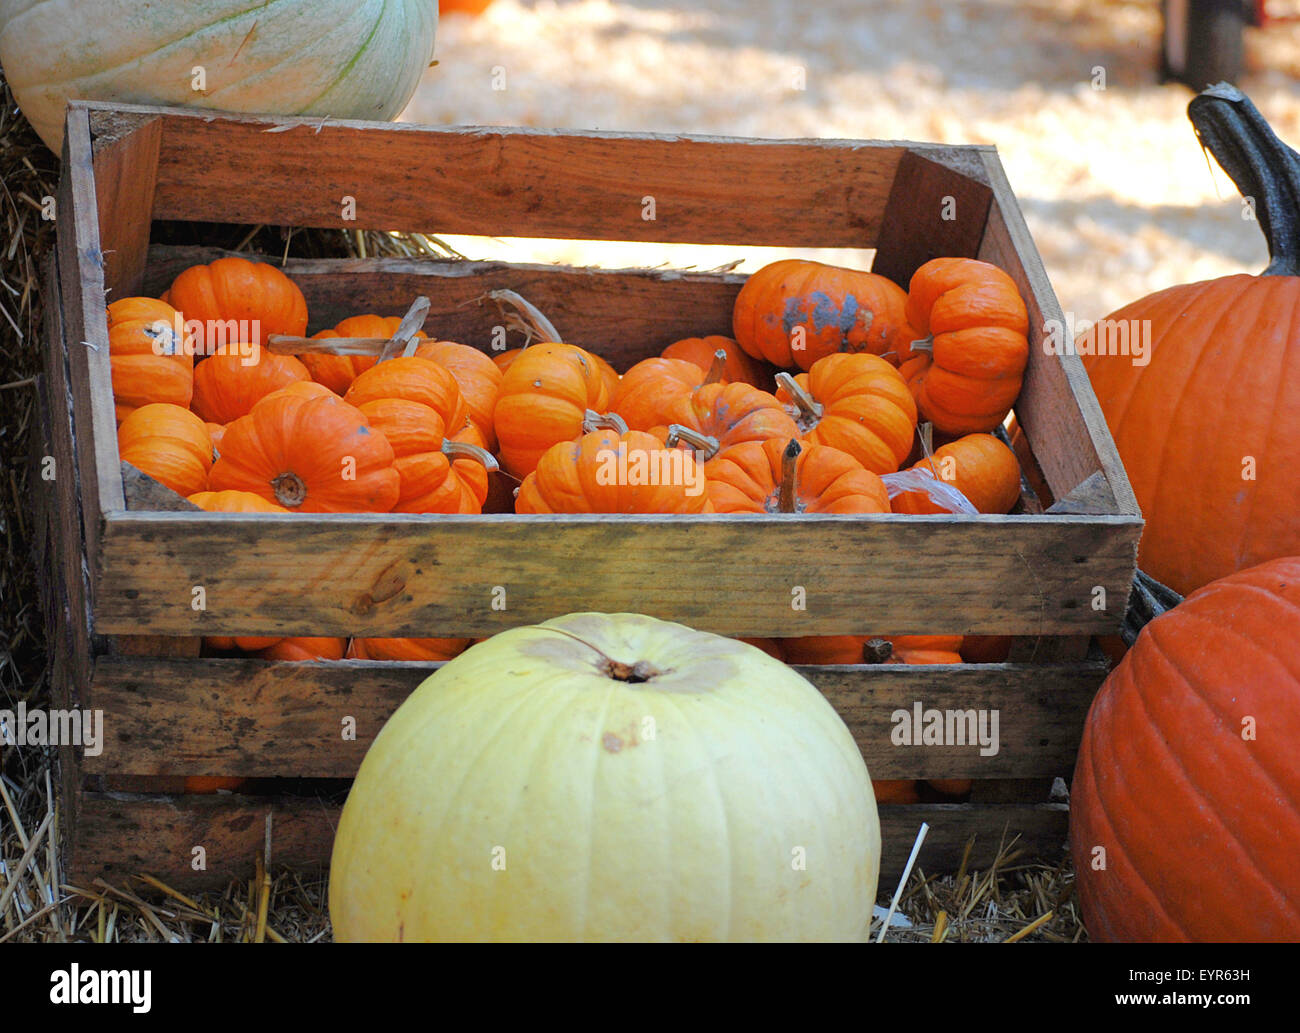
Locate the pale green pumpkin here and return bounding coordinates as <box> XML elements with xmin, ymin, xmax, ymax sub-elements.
<box><xmin>0</xmin><ymin>0</ymin><xmax>437</xmax><ymax>151</ymax></box>
<box><xmin>329</xmin><ymin>612</ymin><xmax>881</xmax><ymax>942</ymax></box>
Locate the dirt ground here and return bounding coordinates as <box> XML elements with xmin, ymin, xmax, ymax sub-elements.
<box><xmin>411</xmin><ymin>0</ymin><xmax>1300</xmax><ymax>320</ymax></box>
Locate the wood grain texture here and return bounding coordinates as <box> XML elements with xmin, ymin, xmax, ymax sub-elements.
<box><xmin>58</xmin><ymin>107</ymin><xmax>125</xmax><ymax>582</ymax></box>
<box><xmin>91</xmin><ymin>117</ymin><xmax>160</xmax><ymax>299</ymax></box>
<box><xmin>871</xmin><ymin>150</ymin><xmax>993</xmax><ymax>288</ymax></box>
<box><xmin>86</xmin><ymin>656</ymin><xmax>1101</xmax><ymax>779</ymax></box>
<box><xmin>121</xmin><ymin>463</ymin><xmax>201</xmax><ymax>512</ymax></box>
<box><xmin>68</xmin><ymin>790</ymin><xmax>1068</xmax><ymax>893</ymax></box>
<box><xmin>977</xmin><ymin>151</ymin><xmax>1139</xmax><ymax>517</ymax></box>
<box><xmin>93</xmin><ymin>510</ymin><xmax>1141</xmax><ymax>637</ymax></box>
<box><xmin>143</xmin><ymin>245</ymin><xmax>744</xmax><ymax>368</ymax></box>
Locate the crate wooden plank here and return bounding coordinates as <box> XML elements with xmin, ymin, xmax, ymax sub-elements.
<box><xmin>69</xmin><ymin>791</ymin><xmax>1068</xmax><ymax>895</ymax></box>
<box><xmin>871</xmin><ymin>149</ymin><xmax>994</xmax><ymax>287</ymax></box>
<box><xmin>977</xmin><ymin>151</ymin><xmax>1139</xmax><ymax>516</ymax></box>
<box><xmin>93</xmin><ymin>510</ymin><xmax>1140</xmax><ymax>637</ymax></box>
<box><xmin>86</xmin><ymin>656</ymin><xmax>1101</xmax><ymax>780</ymax></box>
<box><xmin>142</xmin><ymin>245</ymin><xmax>745</xmax><ymax>368</ymax></box>
<box><xmin>83</xmin><ymin>102</ymin><xmax>964</xmax><ymax>248</ymax></box>
<box><xmin>57</xmin><ymin>107</ymin><xmax>125</xmax><ymax>586</ymax></box>
<box><xmin>91</xmin><ymin>116</ymin><xmax>160</xmax><ymax>299</ymax></box>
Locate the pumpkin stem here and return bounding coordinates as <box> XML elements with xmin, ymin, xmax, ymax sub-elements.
<box><xmin>908</xmin><ymin>335</ymin><xmax>934</xmax><ymax>354</ymax></box>
<box><xmin>778</xmin><ymin>438</ymin><xmax>802</xmax><ymax>514</ymax></box>
<box><xmin>862</xmin><ymin>638</ymin><xmax>894</xmax><ymax>663</ymax></box>
<box><xmin>581</xmin><ymin>409</ymin><xmax>629</xmax><ymax>435</ymax></box>
<box><xmin>916</xmin><ymin>421</ymin><xmax>937</xmax><ymax>477</ymax></box>
<box><xmin>271</xmin><ymin>471</ymin><xmax>307</xmax><ymax>508</ymax></box>
<box><xmin>484</xmin><ymin>289</ymin><xmax>564</xmax><ymax>344</ymax></box>
<box><xmin>774</xmin><ymin>372</ymin><xmax>824</xmax><ymax>429</ymax></box>
<box><xmin>603</xmin><ymin>658</ymin><xmax>662</xmax><ymax>683</ymax></box>
<box><xmin>1188</xmin><ymin>84</ymin><xmax>1300</xmax><ymax>277</ymax></box>
<box><xmin>1121</xmin><ymin>569</ymin><xmax>1184</xmax><ymax>647</ymax></box>
<box><xmin>703</xmin><ymin>348</ymin><xmax>728</xmax><ymax>386</ymax></box>
<box><xmin>664</xmin><ymin>424</ymin><xmax>720</xmax><ymax>461</ymax></box>
<box><xmin>377</xmin><ymin>296</ymin><xmax>432</xmax><ymax>363</ymax></box>
<box><xmin>441</xmin><ymin>438</ymin><xmax>500</xmax><ymax>472</ymax></box>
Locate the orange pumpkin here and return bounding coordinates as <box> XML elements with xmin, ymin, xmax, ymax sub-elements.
<box><xmin>774</xmin><ymin>353</ymin><xmax>917</xmax><ymax>475</ymax></box>
<box><xmin>960</xmin><ymin>635</ymin><xmax>1013</xmax><ymax>663</ymax></box>
<box><xmin>303</xmin><ymin>314</ymin><xmax>425</xmax><ymax>394</ymax></box>
<box><xmin>654</xmin><ymin>382</ymin><xmax>798</xmax><ymax>461</ymax></box>
<box><xmin>493</xmin><ymin>342</ymin><xmax>615</xmax><ymax>478</ymax></box>
<box><xmin>188</xmin><ymin>489</ymin><xmax>288</xmax><ymax>514</ymax></box>
<box><xmin>494</xmin><ymin>346</ymin><xmax>618</xmax><ymax>398</ymax></box>
<box><xmin>662</xmin><ymin>335</ymin><xmax>772</xmax><ymax>389</ymax></box>
<box><xmin>732</xmin><ymin>259</ymin><xmax>915</xmax><ymax>370</ymax></box>
<box><xmin>900</xmin><ymin>258</ymin><xmax>1029</xmax><ymax>434</ymax></box>
<box><xmin>891</xmin><ymin>433</ymin><xmax>1022</xmax><ymax>514</ymax></box>
<box><xmin>611</xmin><ymin>352</ymin><xmax>724</xmax><ymax>432</ymax></box>
<box><xmin>888</xmin><ymin>635</ymin><xmax>964</xmax><ymax>664</ymax></box>
<box><xmin>210</xmin><ymin>391</ymin><xmax>400</xmax><ymax>512</ymax></box>
<box><xmin>117</xmin><ymin>403</ymin><xmax>212</xmax><ymax>497</ymax></box>
<box><xmin>705</xmin><ymin>438</ymin><xmax>890</xmax><ymax>515</ymax></box>
<box><xmin>259</xmin><ymin>638</ymin><xmax>348</xmax><ymax>662</ymax></box>
<box><xmin>183</xmin><ymin>777</ymin><xmax>248</xmax><ymax>794</ymax></box>
<box><xmin>515</xmin><ymin>429</ymin><xmax>713</xmax><ymax>514</ymax></box>
<box><xmin>413</xmin><ymin>340</ymin><xmax>504</xmax><ymax>450</ymax></box>
<box><xmin>107</xmin><ymin>297</ymin><xmax>192</xmax><ymax>422</ymax></box>
<box><xmin>347</xmin><ymin>637</ymin><xmax>473</xmax><ymax>662</ymax></box>
<box><xmin>737</xmin><ymin>637</ymin><xmax>786</xmax><ymax>661</ymax></box>
<box><xmin>166</xmin><ymin>256</ymin><xmax>308</xmax><ymax>351</ymax></box>
<box><xmin>191</xmin><ymin>351</ymin><xmax>311</xmax><ymax>424</ymax></box>
<box><xmin>873</xmin><ymin>781</ymin><xmax>922</xmax><ymax>805</ymax></box>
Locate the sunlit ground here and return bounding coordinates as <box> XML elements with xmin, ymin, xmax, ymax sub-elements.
<box><xmin>402</xmin><ymin>0</ymin><xmax>1300</xmax><ymax>320</ymax></box>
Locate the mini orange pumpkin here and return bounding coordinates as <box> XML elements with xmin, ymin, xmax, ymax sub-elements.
<box><xmin>303</xmin><ymin>314</ymin><xmax>426</xmax><ymax>394</ymax></box>
<box><xmin>662</xmin><ymin>335</ymin><xmax>772</xmax><ymax>389</ymax></box>
<box><xmin>774</xmin><ymin>353</ymin><xmax>917</xmax><ymax>475</ymax></box>
<box><xmin>900</xmin><ymin>258</ymin><xmax>1029</xmax><ymax>434</ymax></box>
<box><xmin>414</xmin><ymin>340</ymin><xmax>504</xmax><ymax>451</ymax></box>
<box><xmin>210</xmin><ymin>391</ymin><xmax>400</xmax><ymax>512</ymax></box>
<box><xmin>258</xmin><ymin>638</ymin><xmax>348</xmax><ymax>661</ymax></box>
<box><xmin>705</xmin><ymin>438</ymin><xmax>890</xmax><ymax>515</ymax></box>
<box><xmin>166</xmin><ymin>256</ymin><xmax>308</xmax><ymax>351</ymax></box>
<box><xmin>515</xmin><ymin>428</ymin><xmax>713</xmax><ymax>514</ymax></box>
<box><xmin>191</xmin><ymin>351</ymin><xmax>311</xmax><ymax>424</ymax></box>
<box><xmin>890</xmin><ymin>433</ymin><xmax>1022</xmax><ymax>514</ymax></box>
<box><xmin>107</xmin><ymin>297</ymin><xmax>192</xmax><ymax>422</ymax></box>
<box><xmin>611</xmin><ymin>351</ymin><xmax>726</xmax><ymax>432</ymax></box>
<box><xmin>347</xmin><ymin>637</ymin><xmax>473</xmax><ymax>662</ymax></box>
<box><xmin>732</xmin><ymin>259</ymin><xmax>915</xmax><ymax>370</ymax></box>
<box><xmin>188</xmin><ymin>489</ymin><xmax>288</xmax><ymax>514</ymax></box>
<box><xmin>653</xmin><ymin>382</ymin><xmax>798</xmax><ymax>461</ymax></box>
<box><xmin>117</xmin><ymin>403</ymin><xmax>212</xmax><ymax>497</ymax></box>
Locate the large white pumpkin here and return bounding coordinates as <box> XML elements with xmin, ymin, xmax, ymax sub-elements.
<box><xmin>330</xmin><ymin>612</ymin><xmax>881</xmax><ymax>942</ymax></box>
<box><xmin>0</xmin><ymin>0</ymin><xmax>437</xmax><ymax>152</ymax></box>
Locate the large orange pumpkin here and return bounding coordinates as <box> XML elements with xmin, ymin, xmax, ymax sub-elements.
<box><xmin>515</xmin><ymin>429</ymin><xmax>713</xmax><ymax>514</ymax></box>
<box><xmin>191</xmin><ymin>351</ymin><xmax>311</xmax><ymax>424</ymax></box>
<box><xmin>1083</xmin><ymin>85</ymin><xmax>1300</xmax><ymax>595</ymax></box>
<box><xmin>166</xmin><ymin>256</ymin><xmax>308</xmax><ymax>350</ymax></box>
<box><xmin>117</xmin><ymin>403</ymin><xmax>212</xmax><ymax>497</ymax></box>
<box><xmin>210</xmin><ymin>391</ymin><xmax>400</xmax><ymax>512</ymax></box>
<box><xmin>900</xmin><ymin>258</ymin><xmax>1029</xmax><ymax>435</ymax></box>
<box><xmin>774</xmin><ymin>353</ymin><xmax>917</xmax><ymax>475</ymax></box>
<box><xmin>732</xmin><ymin>259</ymin><xmax>915</xmax><ymax>371</ymax></box>
<box><xmin>106</xmin><ymin>297</ymin><xmax>192</xmax><ymax>422</ymax></box>
<box><xmin>1070</xmin><ymin>556</ymin><xmax>1300</xmax><ymax>942</ymax></box>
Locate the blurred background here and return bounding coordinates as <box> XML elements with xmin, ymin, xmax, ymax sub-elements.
<box><xmin>414</xmin><ymin>0</ymin><xmax>1300</xmax><ymax>321</ymax></box>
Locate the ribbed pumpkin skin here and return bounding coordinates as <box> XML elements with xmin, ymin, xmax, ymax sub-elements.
<box><xmin>106</xmin><ymin>297</ymin><xmax>192</xmax><ymax>422</ymax></box>
<box><xmin>259</xmin><ymin>637</ymin><xmax>348</xmax><ymax>662</ymax></box>
<box><xmin>1083</xmin><ymin>275</ymin><xmax>1300</xmax><ymax>595</ymax></box>
<box><xmin>209</xmin><ymin>393</ymin><xmax>399</xmax><ymax>512</ymax></box>
<box><xmin>652</xmin><ymin>382</ymin><xmax>798</xmax><ymax>456</ymax></box>
<box><xmin>414</xmin><ymin>340</ymin><xmax>504</xmax><ymax>451</ymax></box>
<box><xmin>662</xmin><ymin>335</ymin><xmax>772</xmax><ymax>389</ymax></box>
<box><xmin>191</xmin><ymin>352</ymin><xmax>311</xmax><ymax>424</ymax></box>
<box><xmin>166</xmin><ymin>257</ymin><xmax>307</xmax><ymax>350</ymax></box>
<box><xmin>776</xmin><ymin>354</ymin><xmax>917</xmax><ymax>475</ymax></box>
<box><xmin>329</xmin><ymin>612</ymin><xmax>881</xmax><ymax>941</ymax></box>
<box><xmin>891</xmin><ymin>433</ymin><xmax>1022</xmax><ymax>515</ymax></box>
<box><xmin>516</xmin><ymin>430</ymin><xmax>713</xmax><ymax>514</ymax></box>
<box><xmin>1070</xmin><ymin>557</ymin><xmax>1300</xmax><ymax>942</ymax></box>
<box><xmin>303</xmin><ymin>315</ymin><xmax>425</xmax><ymax>394</ymax></box>
<box><xmin>704</xmin><ymin>439</ymin><xmax>891</xmax><ymax>515</ymax></box>
<box><xmin>187</xmin><ymin>489</ymin><xmax>287</xmax><ymax>514</ymax></box>
<box><xmin>117</xmin><ymin>403</ymin><xmax>212</xmax><ymax>497</ymax></box>
<box><xmin>733</xmin><ymin>259</ymin><xmax>914</xmax><ymax>370</ymax></box>
<box><xmin>493</xmin><ymin>343</ymin><xmax>612</xmax><ymax>478</ymax></box>
<box><xmin>0</xmin><ymin>0</ymin><xmax>437</xmax><ymax>152</ymax></box>
<box><xmin>611</xmin><ymin>357</ymin><xmax>710</xmax><ymax>431</ymax></box>
<box><xmin>348</xmin><ymin>637</ymin><xmax>473</xmax><ymax>662</ymax></box>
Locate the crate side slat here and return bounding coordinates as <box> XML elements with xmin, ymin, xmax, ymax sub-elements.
<box><xmin>70</xmin><ymin>792</ymin><xmax>1068</xmax><ymax>895</ymax></box>
<box><xmin>977</xmin><ymin>151</ymin><xmax>1139</xmax><ymax>517</ymax></box>
<box><xmin>57</xmin><ymin>108</ymin><xmax>126</xmax><ymax>574</ymax></box>
<box><xmin>90</xmin><ymin>116</ymin><xmax>161</xmax><ymax>298</ymax></box>
<box><xmin>95</xmin><ymin>510</ymin><xmax>1140</xmax><ymax>637</ymax></box>
<box><xmin>143</xmin><ymin>245</ymin><xmax>746</xmax><ymax>368</ymax></box>
<box><xmin>87</xmin><ymin>657</ymin><xmax>1101</xmax><ymax>780</ymax></box>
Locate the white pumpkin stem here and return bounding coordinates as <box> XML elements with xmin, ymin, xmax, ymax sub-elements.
<box><xmin>703</xmin><ymin>348</ymin><xmax>728</xmax><ymax>386</ymax></box>
<box><xmin>581</xmin><ymin>409</ymin><xmax>629</xmax><ymax>435</ymax></box>
<box><xmin>483</xmin><ymin>289</ymin><xmax>563</xmax><ymax>345</ymax></box>
<box><xmin>664</xmin><ymin>424</ymin><xmax>720</xmax><ymax>461</ymax></box>
<box><xmin>908</xmin><ymin>335</ymin><xmax>935</xmax><ymax>354</ymax></box>
<box><xmin>441</xmin><ymin>438</ymin><xmax>500</xmax><ymax>472</ymax></box>
<box><xmin>778</xmin><ymin>438</ymin><xmax>802</xmax><ymax>514</ymax></box>
<box><xmin>775</xmin><ymin>371</ymin><xmax>824</xmax><ymax>426</ymax></box>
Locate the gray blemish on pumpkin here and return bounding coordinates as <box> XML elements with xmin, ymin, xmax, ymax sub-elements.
<box><xmin>782</xmin><ymin>296</ymin><xmax>802</xmax><ymax>335</ymax></box>
<box><xmin>807</xmin><ymin>291</ymin><xmax>840</xmax><ymax>332</ymax></box>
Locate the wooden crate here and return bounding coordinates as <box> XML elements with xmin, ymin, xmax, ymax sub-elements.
<box><xmin>36</xmin><ymin>101</ymin><xmax>1140</xmax><ymax>892</ymax></box>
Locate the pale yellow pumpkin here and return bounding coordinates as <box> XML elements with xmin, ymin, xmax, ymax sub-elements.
<box><xmin>329</xmin><ymin>612</ymin><xmax>880</xmax><ymax>942</ymax></box>
<box><xmin>0</xmin><ymin>0</ymin><xmax>437</xmax><ymax>152</ymax></box>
